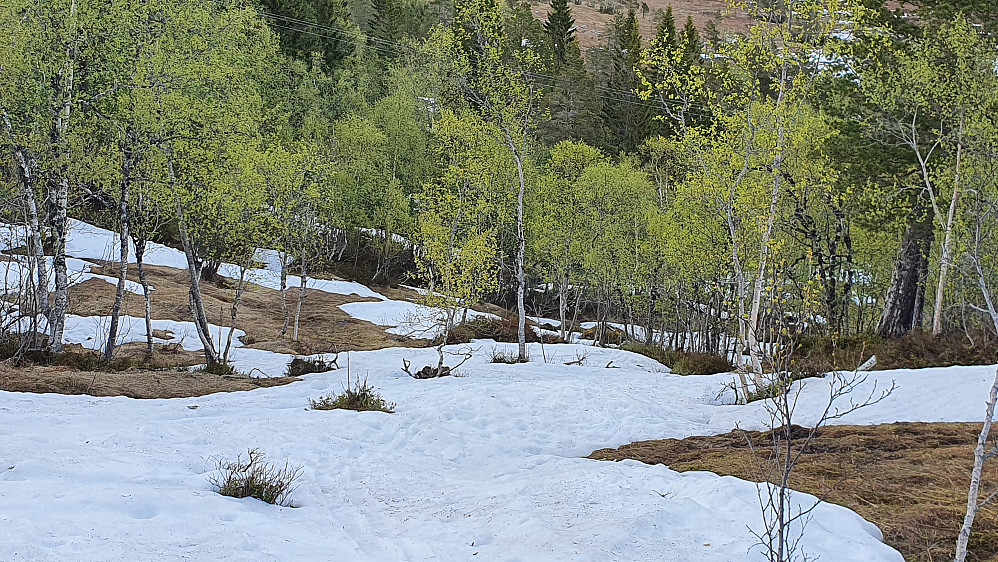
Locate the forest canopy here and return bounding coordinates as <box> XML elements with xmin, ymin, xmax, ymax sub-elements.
<box><xmin>2</xmin><ymin>0</ymin><xmax>997</xmax><ymax>396</ymax></box>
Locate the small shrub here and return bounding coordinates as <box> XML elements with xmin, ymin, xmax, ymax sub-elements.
<box><xmin>579</xmin><ymin>325</ymin><xmax>626</xmax><ymax>345</ymax></box>
<box><xmin>745</xmin><ymin>371</ymin><xmax>816</xmax><ymax>403</ymax></box>
<box><xmin>621</xmin><ymin>342</ymin><xmax>679</xmax><ymax>366</ymax></box>
<box><xmin>16</xmin><ymin>347</ymin><xmax>136</xmax><ymax>372</ymax></box>
<box><xmin>441</xmin><ymin>316</ymin><xmax>560</xmax><ymax>345</ymax></box>
<box><xmin>0</xmin><ymin>335</ymin><xmax>23</xmax><ymax>361</ymax></box>
<box><xmin>620</xmin><ymin>342</ymin><xmax>732</xmax><ymax>375</ymax></box>
<box><xmin>208</xmin><ymin>449</ymin><xmax>302</xmax><ymax>507</ymax></box>
<box><xmin>196</xmin><ymin>361</ymin><xmax>240</xmax><ymax>377</ymax></box>
<box><xmin>489</xmin><ymin>346</ymin><xmax>525</xmax><ymax>364</ymax></box>
<box><xmin>286</xmin><ymin>356</ymin><xmax>337</xmax><ymax>377</ymax></box>
<box><xmin>309</xmin><ymin>377</ymin><xmax>395</xmax><ymax>413</ymax></box>
<box><xmin>671</xmin><ymin>352</ymin><xmax>734</xmax><ymax>376</ymax></box>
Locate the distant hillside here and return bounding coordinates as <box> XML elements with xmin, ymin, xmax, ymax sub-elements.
<box><xmin>527</xmin><ymin>0</ymin><xmax>756</xmax><ymax>48</ymax></box>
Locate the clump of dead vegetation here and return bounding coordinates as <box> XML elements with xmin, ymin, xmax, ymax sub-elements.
<box><xmin>286</xmin><ymin>354</ymin><xmax>338</xmax><ymax>377</ymax></box>
<box><xmin>308</xmin><ymin>376</ymin><xmax>395</xmax><ymax>413</ymax></box>
<box><xmin>209</xmin><ymin>449</ymin><xmax>302</xmax><ymax>507</ymax></box>
<box><xmin>620</xmin><ymin>342</ymin><xmax>733</xmax><ymax>375</ymax></box>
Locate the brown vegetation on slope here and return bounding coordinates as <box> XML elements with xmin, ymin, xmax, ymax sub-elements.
<box><xmin>590</xmin><ymin>422</ymin><xmax>998</xmax><ymax>561</ymax></box>
<box><xmin>0</xmin><ymin>359</ymin><xmax>299</xmax><ymax>399</ymax></box>
<box><xmin>70</xmin><ymin>262</ymin><xmax>429</xmax><ymax>354</ymax></box>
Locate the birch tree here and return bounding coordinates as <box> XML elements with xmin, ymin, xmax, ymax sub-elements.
<box><xmin>454</xmin><ymin>0</ymin><xmax>541</xmax><ymax>362</ymax></box>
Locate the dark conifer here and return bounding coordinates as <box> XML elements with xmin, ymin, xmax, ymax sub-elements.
<box><xmin>545</xmin><ymin>0</ymin><xmax>576</xmax><ymax>64</ymax></box>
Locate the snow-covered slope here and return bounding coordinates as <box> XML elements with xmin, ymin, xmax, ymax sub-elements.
<box><xmin>5</xmin><ymin>339</ymin><xmax>993</xmax><ymax>561</ymax></box>
<box><xmin>4</xmin><ymin>220</ymin><xmax>992</xmax><ymax>561</ymax></box>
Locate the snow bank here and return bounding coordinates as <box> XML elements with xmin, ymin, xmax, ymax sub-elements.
<box><xmin>2</xmin><ymin>220</ymin><xmax>386</xmax><ymax>301</ymax></box>
<box><xmin>4</xmin><ymin>219</ymin><xmax>988</xmax><ymax>560</ymax></box>
<box><xmin>8</xmin><ymin>338</ymin><xmax>983</xmax><ymax>560</ymax></box>
<box><xmin>338</xmin><ymin>300</ymin><xmax>500</xmax><ymax>338</ymax></box>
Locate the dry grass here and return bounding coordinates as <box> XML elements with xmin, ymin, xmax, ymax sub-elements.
<box><xmin>209</xmin><ymin>449</ymin><xmax>302</xmax><ymax>507</ymax></box>
<box><xmin>792</xmin><ymin>331</ymin><xmax>998</xmax><ymax>373</ymax></box>
<box><xmin>72</xmin><ymin>262</ymin><xmax>430</xmax><ymax>353</ymax></box>
<box><xmin>0</xmin><ymin>360</ymin><xmax>299</xmax><ymax>399</ymax></box>
<box><xmin>308</xmin><ymin>377</ymin><xmax>395</xmax><ymax>413</ymax></box>
<box><xmin>589</xmin><ymin>422</ymin><xmax>998</xmax><ymax>561</ymax></box>
<box><xmin>3</xmin><ymin>257</ymin><xmax>429</xmax><ymax>399</ymax></box>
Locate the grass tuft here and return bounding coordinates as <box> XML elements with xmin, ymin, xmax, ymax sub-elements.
<box><xmin>195</xmin><ymin>362</ymin><xmax>241</xmax><ymax>377</ymax></box>
<box><xmin>208</xmin><ymin>449</ymin><xmax>302</xmax><ymax>507</ymax></box>
<box><xmin>621</xmin><ymin>342</ymin><xmax>733</xmax><ymax>375</ymax></box>
<box><xmin>309</xmin><ymin>377</ymin><xmax>395</xmax><ymax>413</ymax></box>
<box><xmin>488</xmin><ymin>346</ymin><xmax>525</xmax><ymax>364</ymax></box>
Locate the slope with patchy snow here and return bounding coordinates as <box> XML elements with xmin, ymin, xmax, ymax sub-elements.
<box><xmin>3</xmin><ymin>220</ymin><xmax>992</xmax><ymax>561</ymax></box>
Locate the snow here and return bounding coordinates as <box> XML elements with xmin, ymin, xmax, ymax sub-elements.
<box><xmin>7</xmin><ymin>323</ymin><xmax>991</xmax><ymax>560</ymax></box>
<box><xmin>3</xmin><ymin>219</ymin><xmax>990</xmax><ymax>561</ymax></box>
<box><xmin>0</xmin><ymin>254</ymin><xmax>147</xmax><ymax>297</ymax></box>
<box><xmin>338</xmin><ymin>300</ymin><xmax>500</xmax><ymax>338</ymax></box>
<box><xmin>2</xmin><ymin>220</ymin><xmax>386</xmax><ymax>301</ymax></box>
<box><xmin>62</xmin><ymin>315</ymin><xmax>244</xmax><ymax>353</ymax></box>
<box><xmin>0</xmin><ymin>339</ymin><xmax>929</xmax><ymax>561</ymax></box>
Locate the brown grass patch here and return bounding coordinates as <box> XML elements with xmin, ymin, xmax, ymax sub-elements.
<box><xmin>589</xmin><ymin>422</ymin><xmax>998</xmax><ymax>561</ymax></box>
<box><xmin>69</xmin><ymin>262</ymin><xmax>429</xmax><ymax>354</ymax></box>
<box><xmin>0</xmin><ymin>360</ymin><xmax>299</xmax><ymax>399</ymax></box>
<box><xmin>792</xmin><ymin>331</ymin><xmax>998</xmax><ymax>373</ymax></box>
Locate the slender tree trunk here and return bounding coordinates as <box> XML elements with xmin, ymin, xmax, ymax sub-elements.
<box><xmin>222</xmin><ymin>262</ymin><xmax>250</xmax><ymax>363</ymax></box>
<box><xmin>2</xmin><ymin>109</ymin><xmax>50</xmax><ymax>341</ymax></box>
<box><xmin>932</xmin><ymin>130</ymin><xmax>964</xmax><ymax>336</ymax></box>
<box><xmin>48</xmin><ymin>0</ymin><xmax>78</xmax><ymax>353</ymax></box>
<box><xmin>48</xmin><ymin>177</ymin><xmax>69</xmax><ymax>353</ymax></box>
<box><xmin>134</xmin><ymin>238</ymin><xmax>154</xmax><ymax>355</ymax></box>
<box><xmin>167</xmin><ymin>157</ymin><xmax>218</xmax><ymax>365</ymax></box>
<box><xmin>293</xmin><ymin>261</ymin><xmax>307</xmax><ymax>343</ymax></box>
<box><xmin>558</xmin><ymin>273</ymin><xmax>569</xmax><ymax>342</ymax></box>
<box><xmin>103</xmin><ymin>148</ymin><xmax>133</xmax><ymax>363</ymax></box>
<box><xmin>279</xmin><ymin>250</ymin><xmax>290</xmax><ymax>336</ymax></box>
<box><xmin>505</xmin><ymin>129</ymin><xmax>528</xmax><ymax>363</ymax></box>
<box><xmin>21</xmin><ymin>159</ymin><xmax>50</xmax><ymax>329</ymax></box>
<box><xmin>955</xmin><ymin>367</ymin><xmax>998</xmax><ymax>562</ymax></box>
<box><xmin>747</xmin><ymin>137</ymin><xmax>786</xmax><ymax>385</ymax></box>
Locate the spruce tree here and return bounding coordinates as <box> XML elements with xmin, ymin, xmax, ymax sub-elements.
<box><xmin>260</xmin><ymin>0</ymin><xmax>355</xmax><ymax>70</ymax></box>
<box><xmin>370</xmin><ymin>0</ymin><xmax>405</xmax><ymax>47</ymax></box>
<box><xmin>655</xmin><ymin>6</ymin><xmax>677</xmax><ymax>49</ymax></box>
<box><xmin>597</xmin><ymin>9</ymin><xmax>647</xmax><ymax>152</ymax></box>
<box><xmin>545</xmin><ymin>0</ymin><xmax>576</xmax><ymax>64</ymax></box>
<box><xmin>681</xmin><ymin>16</ymin><xmax>701</xmax><ymax>67</ymax></box>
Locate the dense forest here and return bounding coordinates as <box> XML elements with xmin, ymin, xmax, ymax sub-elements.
<box><xmin>2</xmin><ymin>0</ymin><xmax>998</xmax><ymax>399</ymax></box>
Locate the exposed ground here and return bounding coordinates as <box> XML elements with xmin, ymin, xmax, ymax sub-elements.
<box><xmin>0</xmin><ymin>359</ymin><xmax>299</xmax><ymax>399</ymax></box>
<box><xmin>74</xmin><ymin>261</ymin><xmax>428</xmax><ymax>354</ymax></box>
<box><xmin>527</xmin><ymin>0</ymin><xmax>756</xmax><ymax>49</ymax></box>
<box><xmin>590</xmin><ymin>422</ymin><xmax>998</xmax><ymax>562</ymax></box>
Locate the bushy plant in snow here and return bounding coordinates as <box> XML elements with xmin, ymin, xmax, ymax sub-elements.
<box><xmin>208</xmin><ymin>449</ymin><xmax>302</xmax><ymax>507</ymax></box>
<box><xmin>309</xmin><ymin>377</ymin><xmax>395</xmax><ymax>413</ymax></box>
